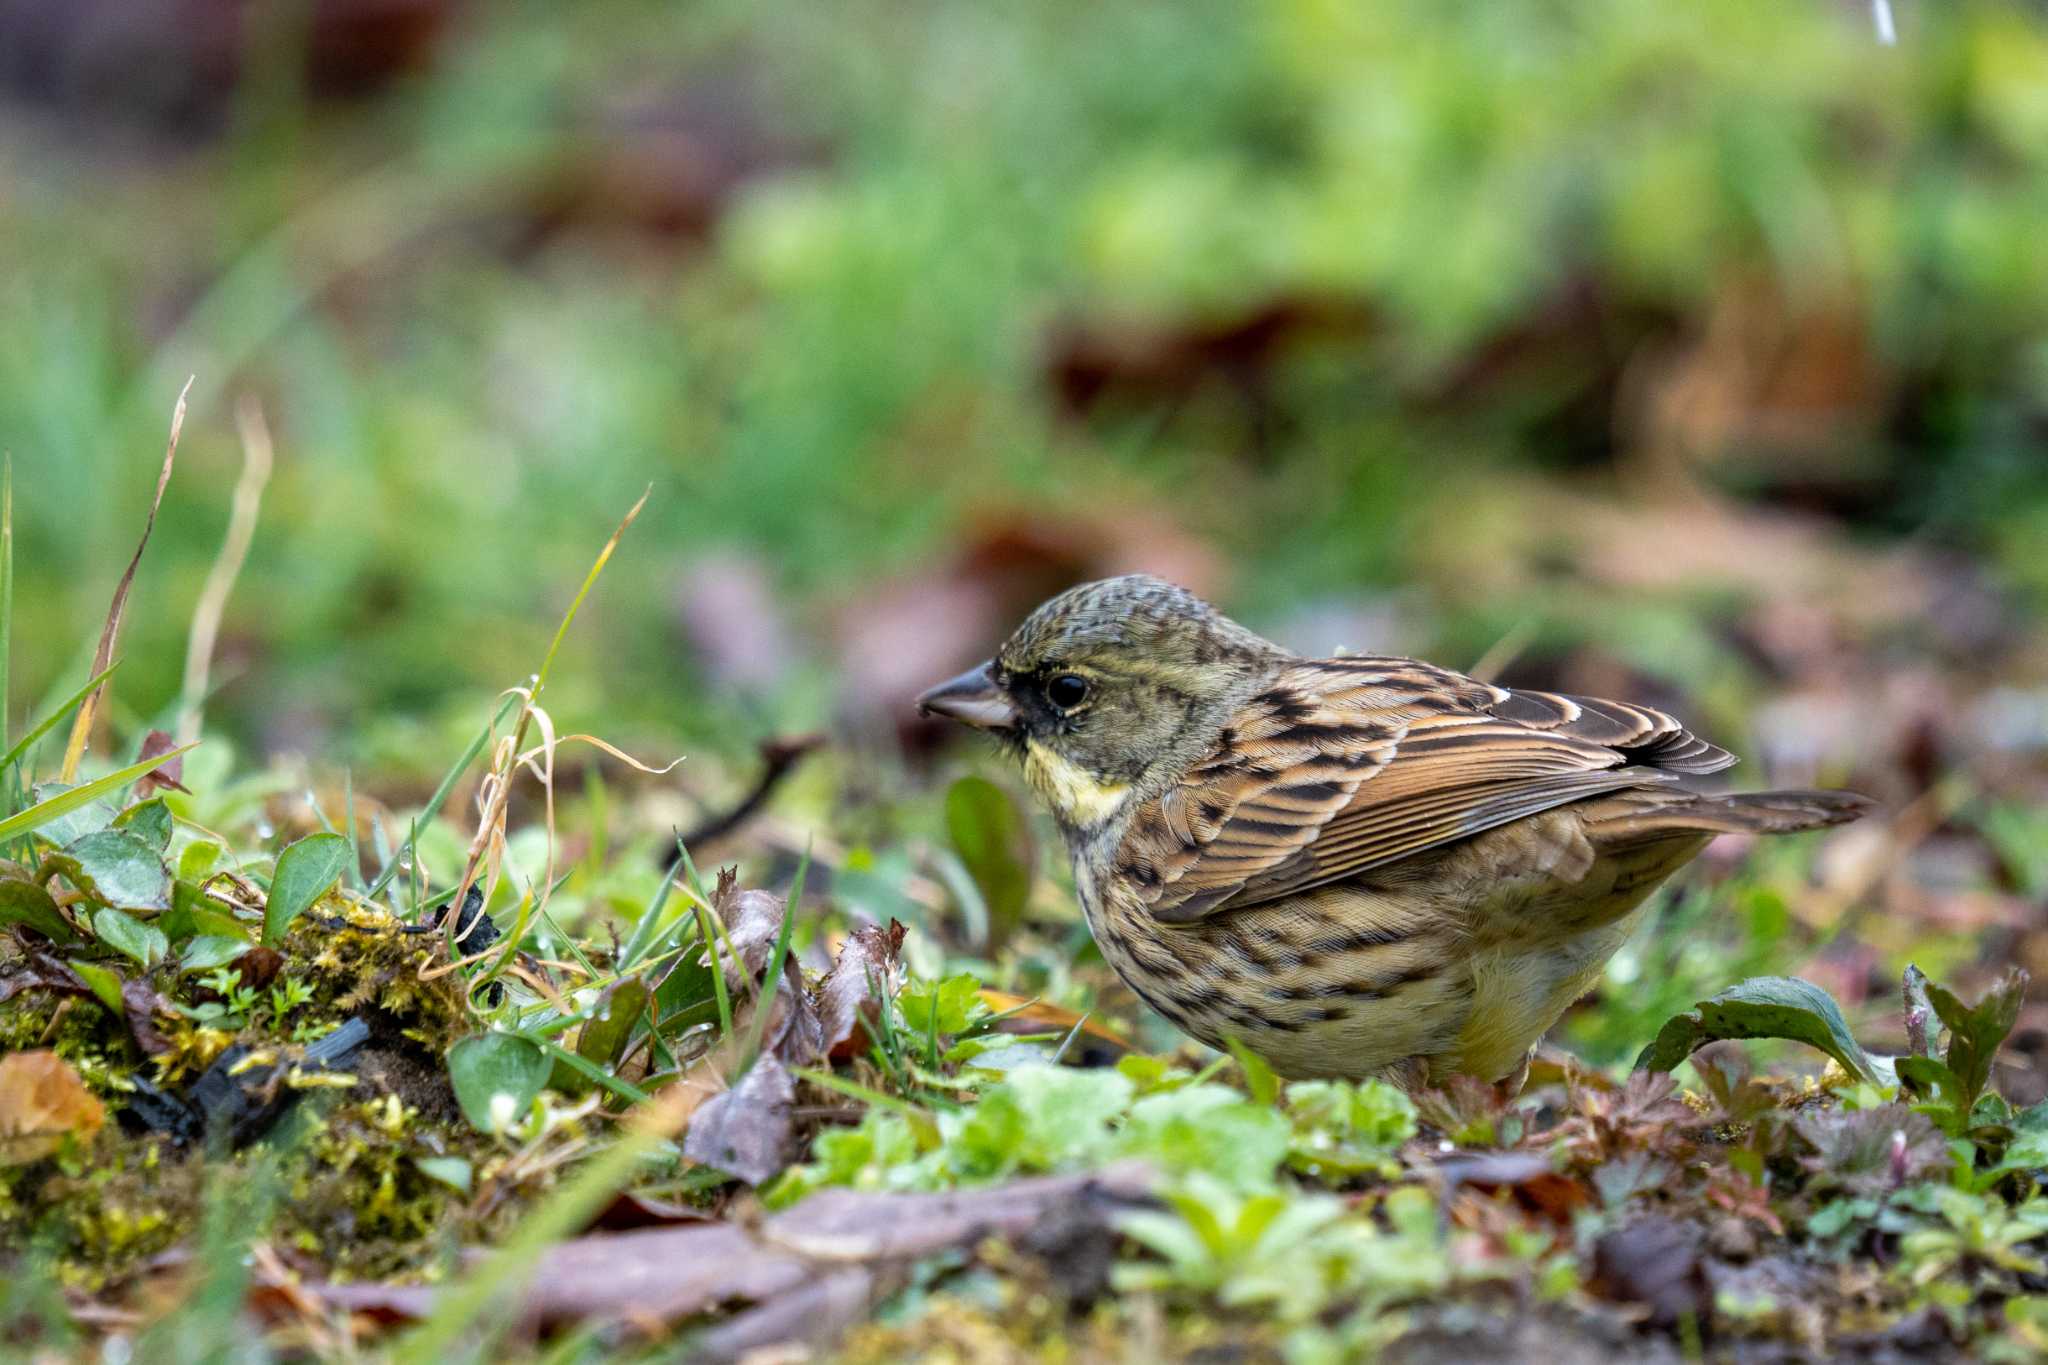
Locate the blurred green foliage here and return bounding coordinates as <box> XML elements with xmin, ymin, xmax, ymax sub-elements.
<box><xmin>3</xmin><ymin>0</ymin><xmax>2046</xmax><ymax>763</ymax></box>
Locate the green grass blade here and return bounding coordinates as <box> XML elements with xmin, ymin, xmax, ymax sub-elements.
<box><xmin>531</xmin><ymin>486</ymin><xmax>648</xmax><ymax>704</ymax></box>
<box><xmin>617</xmin><ymin>869</ymin><xmax>682</xmax><ymax>970</ymax></box>
<box><xmin>0</xmin><ymin>741</ymin><xmax>200</xmax><ymax>843</ymax></box>
<box><xmin>364</xmin><ymin>692</ymin><xmax>519</xmax><ymax>901</ymax></box>
<box><xmin>0</xmin><ymin>663</ymin><xmax>122</xmax><ymax>777</ymax></box>
<box><xmin>519</xmin><ymin>1033</ymin><xmax>652</xmax><ymax>1106</ymax></box>
<box><xmin>695</xmin><ymin>901</ymin><xmax>734</xmax><ymax>1040</ymax></box>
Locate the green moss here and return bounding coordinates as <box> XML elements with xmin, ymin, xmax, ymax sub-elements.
<box><xmin>0</xmin><ymin>913</ymin><xmax>503</xmax><ymax>1291</ymax></box>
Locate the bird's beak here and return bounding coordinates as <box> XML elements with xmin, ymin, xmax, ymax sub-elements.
<box><xmin>916</xmin><ymin>661</ymin><xmax>1019</xmax><ymax>731</ymax></box>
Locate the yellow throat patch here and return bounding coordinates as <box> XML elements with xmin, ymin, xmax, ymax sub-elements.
<box><xmin>1023</xmin><ymin>739</ymin><xmax>1132</xmax><ymax>829</ymax></box>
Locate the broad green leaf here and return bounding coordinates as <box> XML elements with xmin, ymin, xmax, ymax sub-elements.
<box><xmin>1895</xmin><ymin>1055</ymin><xmax>1966</xmax><ymax>1111</ymax></box>
<box><xmin>93</xmin><ymin>907</ymin><xmax>168</xmax><ymax>968</ymax></box>
<box><xmin>49</xmin><ymin>829</ymin><xmax>171</xmax><ymax>910</ymax></box>
<box><xmin>944</xmin><ymin>776</ymin><xmax>1033</xmax><ymax>934</ymax></box>
<box><xmin>161</xmin><ymin>897</ymin><xmax>251</xmax><ymax>944</ymax></box>
<box><xmin>575</xmin><ymin>978</ymin><xmax>650</xmax><ymax>1070</ymax></box>
<box><xmin>265</xmin><ymin>832</ymin><xmax>350</xmax><ymax>945</ymax></box>
<box><xmin>113</xmin><ymin>798</ymin><xmax>172</xmax><ymax>853</ymax></box>
<box><xmin>1636</xmin><ymin>975</ymin><xmax>1882</xmax><ymax>1085</ymax></box>
<box><xmin>947</xmin><ymin>1064</ymin><xmax>1132</xmax><ymax>1180</ymax></box>
<box><xmin>176</xmin><ymin>839</ymin><xmax>223</xmax><ymax>882</ymax></box>
<box><xmin>25</xmin><ymin>785</ymin><xmax>114</xmax><ymax>846</ymax></box>
<box><xmin>651</xmin><ymin>941</ymin><xmax>721</xmax><ymax>1037</ymax></box>
<box><xmin>1285</xmin><ymin>1079</ymin><xmax>1419</xmax><ymax>1151</ymax></box>
<box><xmin>447</xmin><ymin>1033</ymin><xmax>550</xmax><ymax>1134</ymax></box>
<box><xmin>0</xmin><ymin>743</ymin><xmax>200</xmax><ymax>844</ymax></box>
<box><xmin>179</xmin><ymin>935</ymin><xmax>250</xmax><ymax>974</ymax></box>
<box><xmin>0</xmin><ymin>875</ymin><xmax>78</xmax><ymax>942</ymax></box>
<box><xmin>67</xmin><ymin>959</ymin><xmax>124</xmax><ymax>1015</ymax></box>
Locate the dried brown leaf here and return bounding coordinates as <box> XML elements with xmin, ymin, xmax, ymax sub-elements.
<box><xmin>0</xmin><ymin>1049</ymin><xmax>105</xmax><ymax>1164</ymax></box>
<box><xmin>815</xmin><ymin>920</ymin><xmax>906</xmax><ymax>1059</ymax></box>
<box><xmin>683</xmin><ymin>1051</ymin><xmax>794</xmax><ymax>1185</ymax></box>
<box><xmin>133</xmin><ymin>729</ymin><xmax>191</xmax><ymax>797</ymax></box>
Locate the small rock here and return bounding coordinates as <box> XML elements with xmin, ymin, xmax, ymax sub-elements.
<box><xmin>1707</xmin><ymin>1215</ymin><xmax>1757</xmax><ymax>1262</ymax></box>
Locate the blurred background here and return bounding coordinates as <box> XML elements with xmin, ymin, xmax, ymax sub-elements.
<box><xmin>6</xmin><ymin>1</ymin><xmax>2048</xmax><ymax>1063</ymax></box>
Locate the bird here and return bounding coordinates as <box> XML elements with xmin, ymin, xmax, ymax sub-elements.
<box><xmin>915</xmin><ymin>574</ymin><xmax>1873</xmax><ymax>1091</ymax></box>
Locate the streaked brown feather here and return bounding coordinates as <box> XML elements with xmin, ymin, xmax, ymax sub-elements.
<box><xmin>1123</xmin><ymin>658</ymin><xmax>1735</xmax><ymax>923</ymax></box>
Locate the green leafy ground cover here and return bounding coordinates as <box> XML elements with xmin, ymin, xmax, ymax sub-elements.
<box><xmin>4</xmin><ymin>466</ymin><xmax>2048</xmax><ymax>1363</ymax></box>
<box><xmin>4</xmin><ymin>2</ymin><xmax>2048</xmax><ymax>1359</ymax></box>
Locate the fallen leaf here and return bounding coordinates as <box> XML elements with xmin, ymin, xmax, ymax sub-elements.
<box><xmin>684</xmin><ymin>1052</ymin><xmax>795</xmax><ymax>1185</ymax></box>
<box><xmin>815</xmin><ymin>920</ymin><xmax>906</xmax><ymax>1060</ymax></box>
<box><xmin>120</xmin><ymin>975</ymin><xmax>172</xmax><ymax>1057</ymax></box>
<box><xmin>292</xmin><ymin>1164</ymin><xmax>1153</xmax><ymax>1339</ymax></box>
<box><xmin>133</xmin><ymin>730</ymin><xmax>191</xmax><ymax>797</ymax></box>
<box><xmin>1589</xmin><ymin>1216</ymin><xmax>1708</xmax><ymax>1328</ymax></box>
<box><xmin>0</xmin><ymin>1050</ymin><xmax>105</xmax><ymax>1164</ymax></box>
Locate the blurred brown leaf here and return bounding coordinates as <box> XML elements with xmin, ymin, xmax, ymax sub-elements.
<box><xmin>0</xmin><ymin>1050</ymin><xmax>105</xmax><ymax>1165</ymax></box>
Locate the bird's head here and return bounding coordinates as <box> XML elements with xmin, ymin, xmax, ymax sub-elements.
<box><xmin>916</xmin><ymin>575</ymin><xmax>1287</xmax><ymax>836</ymax></box>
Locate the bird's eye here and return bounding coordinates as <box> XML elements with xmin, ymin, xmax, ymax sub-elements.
<box><xmin>1046</xmin><ymin>673</ymin><xmax>1090</xmax><ymax>710</ymax></box>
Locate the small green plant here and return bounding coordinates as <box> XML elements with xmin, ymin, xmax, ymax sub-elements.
<box><xmin>175</xmin><ymin>966</ymin><xmax>262</xmax><ymax>1029</ymax></box>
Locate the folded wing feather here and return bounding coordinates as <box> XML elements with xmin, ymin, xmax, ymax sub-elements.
<box><xmin>1120</xmin><ymin>659</ymin><xmax>1735</xmax><ymax>923</ymax></box>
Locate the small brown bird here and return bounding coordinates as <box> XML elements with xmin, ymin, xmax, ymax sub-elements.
<box><xmin>917</xmin><ymin>575</ymin><xmax>1872</xmax><ymax>1089</ymax></box>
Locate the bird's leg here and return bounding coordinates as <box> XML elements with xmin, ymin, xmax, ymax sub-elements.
<box><xmin>1382</xmin><ymin>1055</ymin><xmax>1432</xmax><ymax>1095</ymax></box>
<box><xmin>1494</xmin><ymin>1050</ymin><xmax>1534</xmax><ymax>1100</ymax></box>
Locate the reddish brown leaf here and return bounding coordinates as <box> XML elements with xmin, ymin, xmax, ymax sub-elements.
<box><xmin>133</xmin><ymin>729</ymin><xmax>191</xmax><ymax>797</ymax></box>
<box><xmin>816</xmin><ymin>920</ymin><xmax>906</xmax><ymax>1060</ymax></box>
<box><xmin>120</xmin><ymin>976</ymin><xmax>172</xmax><ymax>1057</ymax></box>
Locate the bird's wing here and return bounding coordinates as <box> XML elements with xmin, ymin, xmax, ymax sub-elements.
<box><xmin>1117</xmin><ymin>658</ymin><xmax>1735</xmax><ymax>922</ymax></box>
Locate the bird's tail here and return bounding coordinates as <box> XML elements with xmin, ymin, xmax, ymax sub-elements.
<box><xmin>1592</xmin><ymin>788</ymin><xmax>1875</xmax><ymax>845</ymax></box>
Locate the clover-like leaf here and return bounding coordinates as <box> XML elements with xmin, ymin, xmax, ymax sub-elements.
<box><xmin>112</xmin><ymin>797</ymin><xmax>172</xmax><ymax>853</ymax></box>
<box><xmin>264</xmin><ymin>832</ymin><xmax>351</xmax><ymax>945</ymax></box>
<box><xmin>1637</xmin><ymin>976</ymin><xmax>1883</xmax><ymax>1085</ymax></box>
<box><xmin>47</xmin><ymin>829</ymin><xmax>171</xmax><ymax>911</ymax></box>
<box><xmin>897</xmin><ymin>972</ymin><xmax>988</xmax><ymax>1039</ymax></box>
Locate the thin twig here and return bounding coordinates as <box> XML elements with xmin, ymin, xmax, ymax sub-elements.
<box><xmin>179</xmin><ymin>395</ymin><xmax>274</xmax><ymax>743</ymax></box>
<box><xmin>667</xmin><ymin>733</ymin><xmax>825</xmax><ymax>865</ymax></box>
